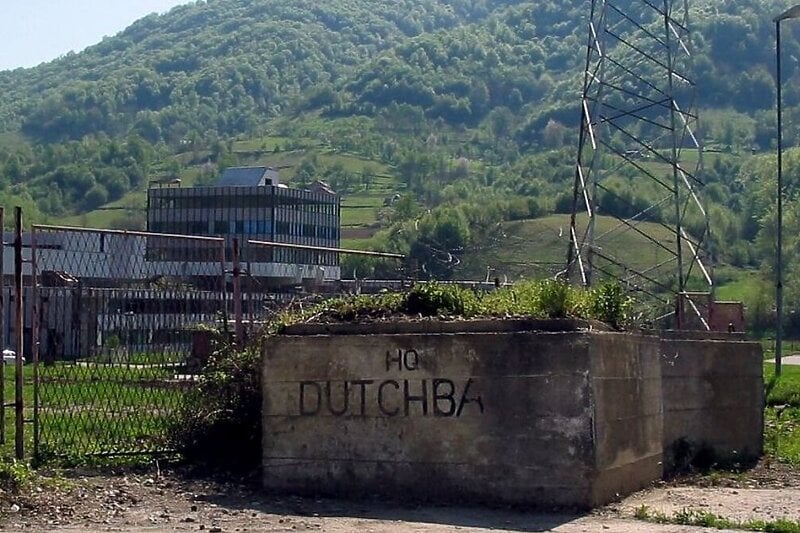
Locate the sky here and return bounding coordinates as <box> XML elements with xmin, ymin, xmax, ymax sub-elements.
<box><xmin>0</xmin><ymin>1</ymin><xmax>192</xmax><ymax>71</ymax></box>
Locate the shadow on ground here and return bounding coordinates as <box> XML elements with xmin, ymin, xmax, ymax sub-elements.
<box><xmin>197</xmin><ymin>490</ymin><xmax>586</xmax><ymax>532</ymax></box>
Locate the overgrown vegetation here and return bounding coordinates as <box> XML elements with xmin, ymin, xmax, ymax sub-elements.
<box><xmin>0</xmin><ymin>459</ymin><xmax>35</xmax><ymax>494</ymax></box>
<box><xmin>172</xmin><ymin>280</ymin><xmax>630</xmax><ymax>470</ymax></box>
<box><xmin>171</xmin><ymin>336</ymin><xmax>262</xmax><ymax>472</ymax></box>
<box><xmin>766</xmin><ymin>365</ymin><xmax>800</xmax><ymax>408</ymax></box>
<box><xmin>270</xmin><ymin>279</ymin><xmax>632</xmax><ymax>326</ymax></box>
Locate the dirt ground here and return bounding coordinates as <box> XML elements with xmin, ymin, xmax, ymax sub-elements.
<box><xmin>1</xmin><ymin>462</ymin><xmax>799</xmax><ymax>533</ymax></box>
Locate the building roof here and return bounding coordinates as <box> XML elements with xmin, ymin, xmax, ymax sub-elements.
<box><xmin>216</xmin><ymin>166</ymin><xmax>275</xmax><ymax>187</ymax></box>
<box><xmin>309</xmin><ymin>180</ymin><xmax>336</xmax><ymax>195</ymax></box>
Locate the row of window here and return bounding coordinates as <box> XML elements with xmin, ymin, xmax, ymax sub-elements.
<box><xmin>150</xmin><ymin>220</ymin><xmax>339</xmax><ymax>241</ymax></box>
<box><xmin>243</xmin><ymin>247</ymin><xmax>339</xmax><ymax>267</ymax></box>
<box><xmin>149</xmin><ymin>191</ymin><xmax>339</xmax><ymax>215</ymax></box>
<box><xmin>106</xmin><ymin>329</ymin><xmax>194</xmax><ymax>346</ymax></box>
<box><xmin>107</xmin><ymin>296</ymin><xmax>271</xmax><ymax>315</ymax></box>
<box><xmin>145</xmin><ymin>247</ymin><xmax>225</xmax><ymax>263</ymax></box>
<box><xmin>274</xmin><ymin>221</ymin><xmax>338</xmax><ymax>240</ymax></box>
<box><xmin>143</xmin><ymin>245</ymin><xmax>339</xmax><ymax>267</ymax></box>
<box><xmin>108</xmin><ymin>298</ymin><xmax>223</xmax><ymax>314</ymax></box>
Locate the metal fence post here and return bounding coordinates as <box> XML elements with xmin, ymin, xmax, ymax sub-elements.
<box><xmin>0</xmin><ymin>207</ymin><xmax>4</xmax><ymax>446</ymax></box>
<box><xmin>219</xmin><ymin>240</ymin><xmax>228</xmax><ymax>333</ymax></box>
<box><xmin>31</xmin><ymin>226</ymin><xmax>39</xmax><ymax>459</ymax></box>
<box><xmin>247</xmin><ymin>257</ymin><xmax>253</xmax><ymax>327</ymax></box>
<box><xmin>14</xmin><ymin>207</ymin><xmax>23</xmax><ymax>460</ymax></box>
<box><xmin>232</xmin><ymin>237</ymin><xmax>243</xmax><ymax>344</ymax></box>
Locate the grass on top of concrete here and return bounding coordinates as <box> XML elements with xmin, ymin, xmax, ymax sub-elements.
<box><xmin>271</xmin><ymin>280</ymin><xmax>633</xmax><ymax>333</ymax></box>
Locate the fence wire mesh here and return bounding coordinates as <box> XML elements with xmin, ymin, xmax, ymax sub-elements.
<box><xmin>31</xmin><ymin>226</ymin><xmax>226</xmax><ymax>457</ymax></box>
<box><xmin>238</xmin><ymin>239</ymin><xmax>409</xmax><ymax>333</ymax></box>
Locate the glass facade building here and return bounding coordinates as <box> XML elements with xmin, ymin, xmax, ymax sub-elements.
<box><xmin>147</xmin><ymin>185</ymin><xmax>340</xmax><ymax>268</ymax></box>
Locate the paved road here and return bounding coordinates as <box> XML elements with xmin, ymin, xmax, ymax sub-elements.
<box><xmin>766</xmin><ymin>355</ymin><xmax>800</xmax><ymax>365</ymax></box>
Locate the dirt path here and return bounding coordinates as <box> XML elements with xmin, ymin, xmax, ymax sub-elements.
<box><xmin>620</xmin><ymin>487</ymin><xmax>800</xmax><ymax>523</ymax></box>
<box><xmin>1</xmin><ymin>463</ymin><xmax>798</xmax><ymax>532</ymax></box>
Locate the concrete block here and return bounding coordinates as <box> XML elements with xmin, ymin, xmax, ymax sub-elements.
<box><xmin>262</xmin><ymin>324</ymin><xmax>763</xmax><ymax>508</ymax></box>
<box><xmin>660</xmin><ymin>336</ymin><xmax>763</xmax><ymax>472</ymax></box>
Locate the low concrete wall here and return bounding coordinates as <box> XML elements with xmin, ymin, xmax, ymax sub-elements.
<box><xmin>589</xmin><ymin>334</ymin><xmax>663</xmax><ymax>505</ymax></box>
<box><xmin>262</xmin><ymin>323</ymin><xmax>763</xmax><ymax>508</ymax></box>
<box><xmin>263</xmin><ymin>323</ymin><xmax>663</xmax><ymax>508</ymax></box>
<box><xmin>660</xmin><ymin>332</ymin><xmax>763</xmax><ymax>472</ymax></box>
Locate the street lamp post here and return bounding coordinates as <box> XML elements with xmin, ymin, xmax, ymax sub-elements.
<box><xmin>775</xmin><ymin>5</ymin><xmax>800</xmax><ymax>377</ymax></box>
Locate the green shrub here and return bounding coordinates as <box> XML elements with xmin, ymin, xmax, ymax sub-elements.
<box><xmin>404</xmin><ymin>282</ymin><xmax>479</xmax><ymax>317</ymax></box>
<box><xmin>537</xmin><ymin>279</ymin><xmax>576</xmax><ymax>318</ymax></box>
<box><xmin>0</xmin><ymin>459</ymin><xmax>34</xmax><ymax>493</ymax></box>
<box><xmin>325</xmin><ymin>292</ymin><xmax>404</xmax><ymax>321</ymax></box>
<box><xmin>170</xmin><ymin>332</ymin><xmax>262</xmax><ymax>472</ymax></box>
<box><xmin>589</xmin><ymin>282</ymin><xmax>632</xmax><ymax>328</ymax></box>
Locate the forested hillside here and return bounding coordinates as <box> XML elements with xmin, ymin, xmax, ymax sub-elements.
<box><xmin>1</xmin><ymin>0</ymin><xmax>800</xmax><ymax>326</ymax></box>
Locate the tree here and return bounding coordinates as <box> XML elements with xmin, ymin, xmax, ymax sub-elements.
<box><xmin>84</xmin><ymin>184</ymin><xmax>109</xmax><ymax>210</ymax></box>
<box><xmin>295</xmin><ymin>157</ymin><xmax>318</xmax><ymax>188</ymax></box>
<box><xmin>410</xmin><ymin>207</ymin><xmax>470</xmax><ymax>280</ymax></box>
<box><xmin>542</xmin><ymin>119</ymin><xmax>567</xmax><ymax>149</ymax></box>
<box><xmin>391</xmin><ymin>194</ymin><xmax>419</xmax><ymax>223</ymax></box>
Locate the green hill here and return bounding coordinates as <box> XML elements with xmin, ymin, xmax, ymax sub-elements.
<box><xmin>453</xmin><ymin>214</ymin><xmax>683</xmax><ymax>280</ymax></box>
<box><xmin>0</xmin><ymin>0</ymin><xmax>793</xmax><ymax>221</ymax></box>
<box><xmin>1</xmin><ymin>0</ymin><xmax>799</xmax><ymax>313</ymax></box>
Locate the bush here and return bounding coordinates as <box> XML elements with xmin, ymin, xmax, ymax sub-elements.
<box><xmin>589</xmin><ymin>282</ymin><xmax>632</xmax><ymax>328</ymax></box>
<box><xmin>0</xmin><ymin>459</ymin><xmax>34</xmax><ymax>493</ymax></box>
<box><xmin>170</xmin><ymin>332</ymin><xmax>262</xmax><ymax>472</ymax></box>
<box><xmin>404</xmin><ymin>282</ymin><xmax>479</xmax><ymax>316</ymax></box>
<box><xmin>324</xmin><ymin>292</ymin><xmax>404</xmax><ymax>321</ymax></box>
<box><xmin>537</xmin><ymin>279</ymin><xmax>576</xmax><ymax>318</ymax></box>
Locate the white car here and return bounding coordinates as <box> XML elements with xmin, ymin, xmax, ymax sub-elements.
<box><xmin>2</xmin><ymin>349</ymin><xmax>15</xmax><ymax>366</ymax></box>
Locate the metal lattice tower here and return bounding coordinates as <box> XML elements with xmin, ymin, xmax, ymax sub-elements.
<box><xmin>567</xmin><ymin>0</ymin><xmax>713</xmax><ymax>327</ymax></box>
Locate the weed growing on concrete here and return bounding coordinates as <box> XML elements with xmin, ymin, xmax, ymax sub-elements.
<box><xmin>270</xmin><ymin>280</ymin><xmax>633</xmax><ymax>328</ymax></box>
<box><xmin>633</xmin><ymin>504</ymin><xmax>651</xmax><ymax>520</ymax></box>
<box><xmin>405</xmin><ymin>282</ymin><xmax>479</xmax><ymax>317</ymax></box>
<box><xmin>588</xmin><ymin>282</ymin><xmax>631</xmax><ymax>328</ymax></box>
<box><xmin>536</xmin><ymin>279</ymin><xmax>577</xmax><ymax>318</ymax></box>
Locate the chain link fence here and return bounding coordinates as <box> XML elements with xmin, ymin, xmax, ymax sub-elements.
<box><xmin>20</xmin><ymin>227</ymin><xmax>508</xmax><ymax>460</ymax></box>
<box><xmin>31</xmin><ymin>226</ymin><xmax>226</xmax><ymax>457</ymax></box>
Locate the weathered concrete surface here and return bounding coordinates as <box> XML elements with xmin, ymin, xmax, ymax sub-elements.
<box><xmin>589</xmin><ymin>334</ymin><xmax>663</xmax><ymax>506</ymax></box>
<box><xmin>660</xmin><ymin>334</ymin><xmax>763</xmax><ymax>472</ymax></box>
<box><xmin>263</xmin><ymin>327</ymin><xmax>663</xmax><ymax>508</ymax></box>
